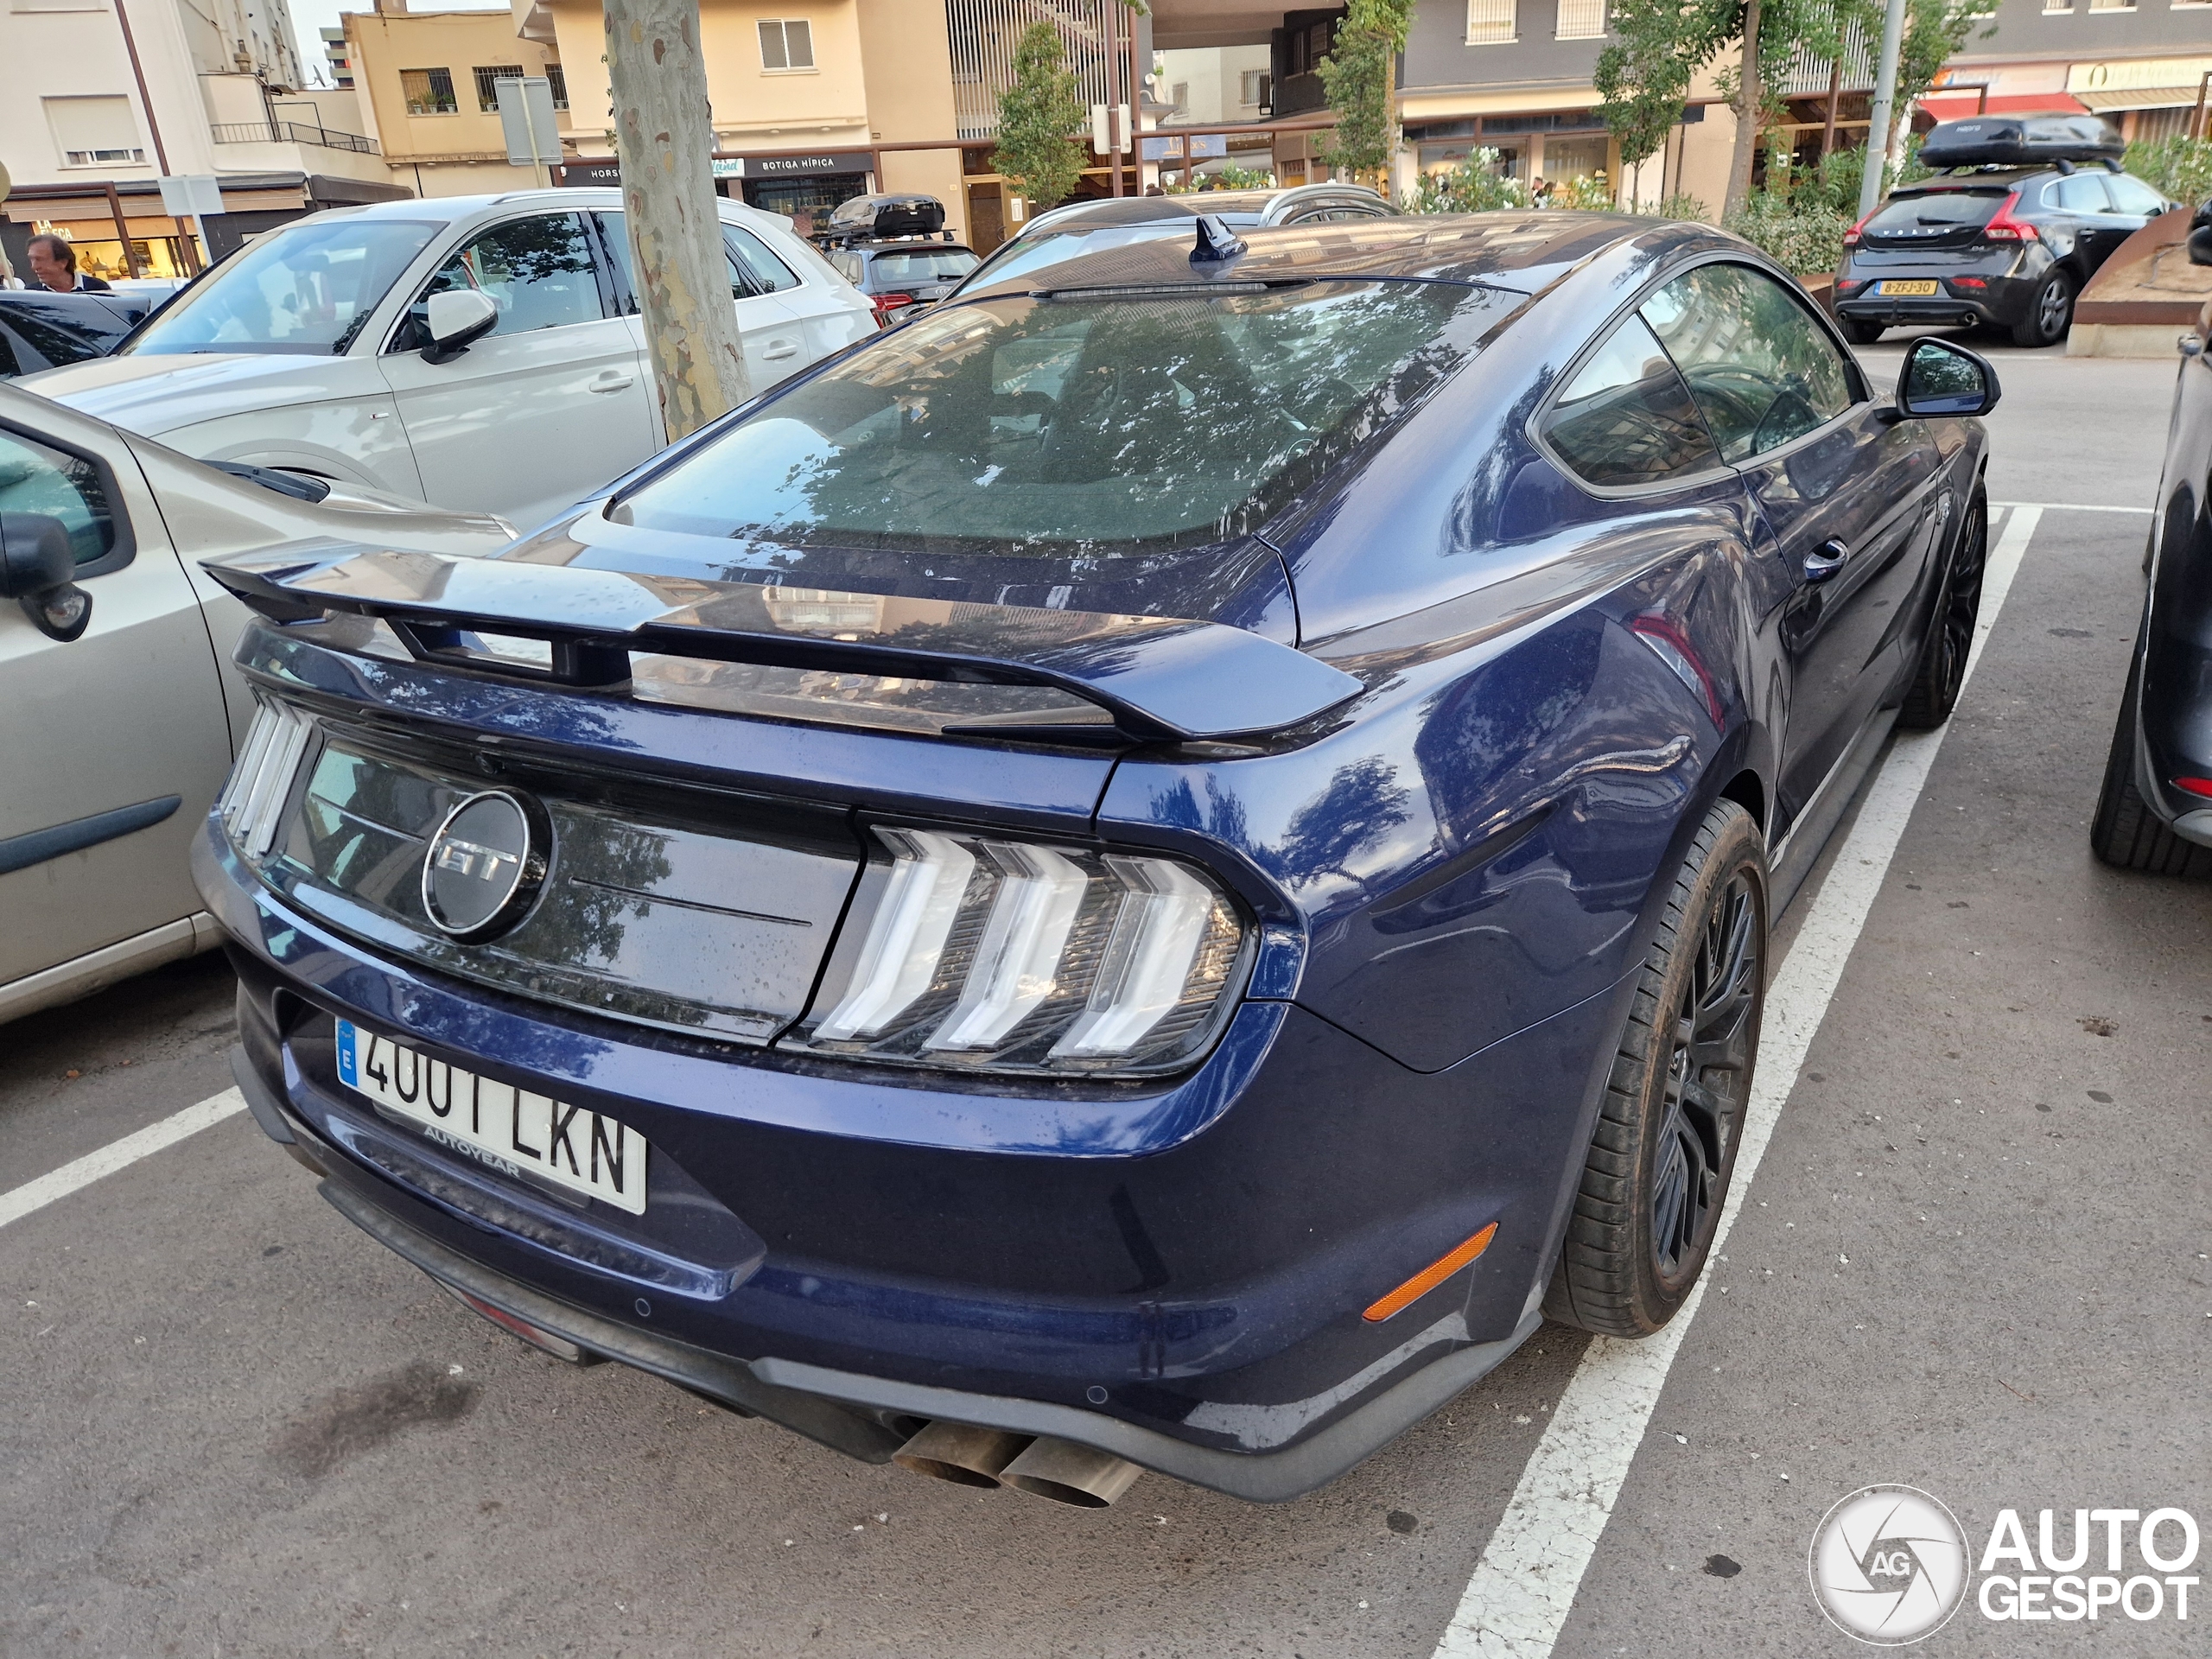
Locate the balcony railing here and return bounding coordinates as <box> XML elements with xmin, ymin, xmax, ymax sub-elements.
<box><xmin>210</xmin><ymin>120</ymin><xmax>380</xmax><ymax>155</ymax></box>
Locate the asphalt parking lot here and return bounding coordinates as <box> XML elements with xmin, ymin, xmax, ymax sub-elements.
<box><xmin>3</xmin><ymin>332</ymin><xmax>2207</xmax><ymax>1658</ymax></box>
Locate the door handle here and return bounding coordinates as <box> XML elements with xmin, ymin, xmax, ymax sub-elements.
<box><xmin>763</xmin><ymin>339</ymin><xmax>800</xmax><ymax>361</ymax></box>
<box><xmin>1803</xmin><ymin>539</ymin><xmax>1850</xmax><ymax>583</ymax></box>
<box><xmin>589</xmin><ymin>371</ymin><xmax>635</xmax><ymax>393</ymax></box>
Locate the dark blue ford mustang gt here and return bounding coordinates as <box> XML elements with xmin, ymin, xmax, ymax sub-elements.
<box><xmin>193</xmin><ymin>213</ymin><xmax>1997</xmax><ymax>1506</ymax></box>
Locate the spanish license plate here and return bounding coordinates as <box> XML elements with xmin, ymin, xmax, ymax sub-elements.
<box><xmin>1878</xmin><ymin>280</ymin><xmax>1940</xmax><ymax>296</ymax></box>
<box><xmin>334</xmin><ymin>1020</ymin><xmax>648</xmax><ymax>1214</ymax></box>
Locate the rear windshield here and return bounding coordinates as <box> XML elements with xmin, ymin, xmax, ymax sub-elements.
<box><xmin>868</xmin><ymin>250</ymin><xmax>980</xmax><ymax>283</ymax></box>
<box><xmin>1866</xmin><ymin>191</ymin><xmax>2005</xmax><ymax>232</ymax></box>
<box><xmin>612</xmin><ymin>281</ymin><xmax>1511</xmax><ymax>556</ymax></box>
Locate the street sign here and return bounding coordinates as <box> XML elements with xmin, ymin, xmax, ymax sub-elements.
<box><xmin>157</xmin><ymin>175</ymin><xmax>224</xmax><ymax>218</ymax></box>
<box><xmin>495</xmin><ymin>77</ymin><xmax>563</xmax><ymax>167</ymax></box>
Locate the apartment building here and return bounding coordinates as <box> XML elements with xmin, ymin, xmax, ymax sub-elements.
<box><xmin>530</xmin><ymin>0</ymin><xmax>969</xmax><ymax>237</ymax></box>
<box><xmin>0</xmin><ymin>0</ymin><xmax>402</xmax><ymax>280</ymax></box>
<box><xmin>1931</xmin><ymin>0</ymin><xmax>2212</xmax><ymax>141</ymax></box>
<box><xmin>341</xmin><ymin>0</ymin><xmax>566</xmax><ymax>196</ymax></box>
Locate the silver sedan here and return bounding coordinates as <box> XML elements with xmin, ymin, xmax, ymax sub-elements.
<box><xmin>0</xmin><ymin>384</ymin><xmax>516</xmax><ymax>1022</ymax></box>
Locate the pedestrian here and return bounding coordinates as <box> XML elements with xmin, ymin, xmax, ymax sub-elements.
<box><xmin>26</xmin><ymin>234</ymin><xmax>111</xmax><ymax>292</ymax></box>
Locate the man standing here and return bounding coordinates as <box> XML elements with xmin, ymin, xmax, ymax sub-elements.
<box><xmin>26</xmin><ymin>235</ymin><xmax>111</xmax><ymax>292</ymax></box>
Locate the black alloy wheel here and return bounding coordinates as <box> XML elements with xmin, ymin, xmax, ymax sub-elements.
<box><xmin>1547</xmin><ymin>800</ymin><xmax>1768</xmax><ymax>1338</ymax></box>
<box><xmin>2012</xmin><ymin>269</ymin><xmax>2075</xmax><ymax>348</ymax></box>
<box><xmin>1898</xmin><ymin>493</ymin><xmax>1987</xmax><ymax>729</ymax></box>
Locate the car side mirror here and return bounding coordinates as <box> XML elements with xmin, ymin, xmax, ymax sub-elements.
<box><xmin>0</xmin><ymin>512</ymin><xmax>92</xmax><ymax>642</ymax></box>
<box><xmin>1896</xmin><ymin>338</ymin><xmax>2001</xmax><ymax>419</ymax></box>
<box><xmin>422</xmin><ymin>289</ymin><xmax>499</xmax><ymax>364</ymax></box>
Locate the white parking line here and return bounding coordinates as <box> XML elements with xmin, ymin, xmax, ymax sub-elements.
<box><xmin>0</xmin><ymin>1088</ymin><xmax>245</xmax><ymax>1233</ymax></box>
<box><xmin>1432</xmin><ymin>506</ymin><xmax>2043</xmax><ymax>1657</ymax></box>
<box><xmin>1991</xmin><ymin>499</ymin><xmax>2152</xmax><ymax>514</ymax></box>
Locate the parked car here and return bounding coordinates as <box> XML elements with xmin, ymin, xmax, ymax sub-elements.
<box><xmin>19</xmin><ymin>191</ymin><xmax>877</xmax><ymax>531</ymax></box>
<box><xmin>0</xmin><ymin>289</ymin><xmax>156</xmax><ymax>378</ymax></box>
<box><xmin>0</xmin><ymin>382</ymin><xmax>516</xmax><ymax>1025</ymax></box>
<box><xmin>2090</xmin><ymin>199</ymin><xmax>2212</xmax><ymax>874</ymax></box>
<box><xmin>947</xmin><ymin>181</ymin><xmax>1400</xmax><ymax>299</ymax></box>
<box><xmin>1834</xmin><ymin>114</ymin><xmax>2176</xmax><ymax>348</ymax></box>
<box><xmin>195</xmin><ymin>213</ymin><xmax>1994</xmax><ymax>1506</ymax></box>
<box><xmin>817</xmin><ymin>194</ymin><xmax>981</xmax><ymax>327</ymax></box>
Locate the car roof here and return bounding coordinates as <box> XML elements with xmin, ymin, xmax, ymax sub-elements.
<box><xmin>1021</xmin><ymin>183</ymin><xmax>1395</xmax><ymax>235</ymax></box>
<box><xmin>282</xmin><ymin>188</ymin><xmax>787</xmax><ymax>228</ymax></box>
<box><xmin>956</xmin><ymin>211</ymin><xmax>1699</xmax><ymax>300</ymax></box>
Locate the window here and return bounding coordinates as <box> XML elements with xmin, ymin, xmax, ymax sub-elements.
<box><xmin>0</xmin><ymin>428</ymin><xmax>118</xmax><ymax>567</ymax></box>
<box><xmin>126</xmin><ymin>219</ymin><xmax>440</xmax><ymax>357</ymax></box>
<box><xmin>723</xmin><ymin>224</ymin><xmax>800</xmax><ymax>293</ymax></box>
<box><xmin>758</xmin><ymin>18</ymin><xmax>814</xmax><ymax>72</ymax></box>
<box><xmin>594</xmin><ymin>213</ymin><xmax>799</xmax><ymax>305</ymax></box>
<box><xmin>610</xmin><ymin>280</ymin><xmax>1516</xmax><ymax>556</ymax></box>
<box><xmin>545</xmin><ymin>63</ymin><xmax>568</xmax><ymax>110</ymax></box>
<box><xmin>42</xmin><ymin>95</ymin><xmax>144</xmax><ymax>168</ymax></box>
<box><xmin>2085</xmin><ymin>0</ymin><xmax>2133</xmax><ymax>10</ymax></box>
<box><xmin>1467</xmin><ymin>0</ymin><xmax>1518</xmax><ymax>42</ymax></box>
<box><xmin>1240</xmin><ymin>69</ymin><xmax>1270</xmax><ymax>106</ymax></box>
<box><xmin>2050</xmin><ymin>174</ymin><xmax>2113</xmax><ymax>212</ymax></box>
<box><xmin>1639</xmin><ymin>263</ymin><xmax>1854</xmax><ymax>463</ymax></box>
<box><xmin>2041</xmin><ymin>0</ymin><xmax>2070</xmax><ymax>11</ymax></box>
<box><xmin>1555</xmin><ymin>0</ymin><xmax>1606</xmax><ymax>37</ymax></box>
<box><xmin>1172</xmin><ymin>81</ymin><xmax>1190</xmax><ymax>111</ymax></box>
<box><xmin>473</xmin><ymin>65</ymin><xmax>525</xmax><ymax>113</ymax></box>
<box><xmin>1541</xmin><ymin>316</ymin><xmax>1719</xmax><ymax>487</ymax></box>
<box><xmin>401</xmin><ymin>67</ymin><xmax>457</xmax><ymax>115</ymax></box>
<box><xmin>2106</xmin><ymin>174</ymin><xmax>2168</xmax><ymax>214</ymax></box>
<box><xmin>403</xmin><ymin>213</ymin><xmax>602</xmax><ymax>346</ymax></box>
<box><xmin>866</xmin><ymin>249</ymin><xmax>981</xmax><ymax>283</ymax></box>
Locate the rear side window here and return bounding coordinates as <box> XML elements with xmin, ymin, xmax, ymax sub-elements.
<box><xmin>724</xmin><ymin>226</ymin><xmax>799</xmax><ymax>294</ymax></box>
<box><xmin>0</xmin><ymin>427</ymin><xmax>119</xmax><ymax>567</ymax></box>
<box><xmin>1640</xmin><ymin>263</ymin><xmax>1854</xmax><ymax>462</ymax></box>
<box><xmin>1866</xmin><ymin>191</ymin><xmax>2002</xmax><ymax>233</ymax></box>
<box><xmin>2049</xmin><ymin>175</ymin><xmax>2112</xmax><ymax>213</ymax></box>
<box><xmin>1541</xmin><ymin>315</ymin><xmax>1719</xmax><ymax>487</ymax></box>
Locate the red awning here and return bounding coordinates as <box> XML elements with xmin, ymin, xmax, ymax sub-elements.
<box><xmin>1918</xmin><ymin>91</ymin><xmax>2090</xmax><ymax>119</ymax></box>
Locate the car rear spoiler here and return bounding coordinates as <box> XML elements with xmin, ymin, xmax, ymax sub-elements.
<box><xmin>201</xmin><ymin>544</ymin><xmax>1363</xmax><ymax>745</ymax></box>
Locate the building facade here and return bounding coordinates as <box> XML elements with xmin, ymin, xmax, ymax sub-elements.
<box><xmin>341</xmin><ymin>0</ymin><xmax>566</xmax><ymax>197</ymax></box>
<box><xmin>1</xmin><ymin>0</ymin><xmax>402</xmax><ymax>281</ymax></box>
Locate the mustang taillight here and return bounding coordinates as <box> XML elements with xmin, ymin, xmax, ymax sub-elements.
<box><xmin>218</xmin><ymin>696</ymin><xmax>315</xmax><ymax>858</ymax></box>
<box><xmin>798</xmin><ymin>827</ymin><xmax>1249</xmax><ymax>1077</ymax></box>
<box><xmin>1982</xmin><ymin>194</ymin><xmax>2037</xmax><ymax>243</ymax></box>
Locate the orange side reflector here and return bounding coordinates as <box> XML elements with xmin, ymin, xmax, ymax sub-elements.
<box><xmin>1363</xmin><ymin>1223</ymin><xmax>1499</xmax><ymax>1323</ymax></box>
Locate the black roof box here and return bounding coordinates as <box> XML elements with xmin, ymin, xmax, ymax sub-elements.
<box><xmin>824</xmin><ymin>193</ymin><xmax>945</xmax><ymax>240</ymax></box>
<box><xmin>1919</xmin><ymin>113</ymin><xmax>2123</xmax><ymax>169</ymax></box>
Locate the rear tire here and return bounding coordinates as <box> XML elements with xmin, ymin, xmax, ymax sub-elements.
<box><xmin>1897</xmin><ymin>493</ymin><xmax>1986</xmax><ymax>729</ymax></box>
<box><xmin>1840</xmin><ymin>318</ymin><xmax>1885</xmax><ymax>346</ymax></box>
<box><xmin>2089</xmin><ymin>637</ymin><xmax>2212</xmax><ymax>878</ymax></box>
<box><xmin>1545</xmin><ymin>801</ymin><xmax>1767</xmax><ymax>1338</ymax></box>
<box><xmin>2011</xmin><ymin>269</ymin><xmax>2075</xmax><ymax>348</ymax></box>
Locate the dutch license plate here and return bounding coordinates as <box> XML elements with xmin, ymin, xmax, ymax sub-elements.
<box><xmin>1878</xmin><ymin>280</ymin><xmax>1940</xmax><ymax>297</ymax></box>
<box><xmin>335</xmin><ymin>1020</ymin><xmax>648</xmax><ymax>1214</ymax></box>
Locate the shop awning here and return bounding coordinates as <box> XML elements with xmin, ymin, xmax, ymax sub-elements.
<box><xmin>1918</xmin><ymin>91</ymin><xmax>2089</xmax><ymax>119</ymax></box>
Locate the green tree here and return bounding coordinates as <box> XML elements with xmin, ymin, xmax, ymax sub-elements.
<box><xmin>1317</xmin><ymin>0</ymin><xmax>1414</xmax><ymax>190</ymax></box>
<box><xmin>995</xmin><ymin>21</ymin><xmax>1087</xmax><ymax>215</ymax></box>
<box><xmin>1597</xmin><ymin>0</ymin><xmax>1897</xmax><ymax>215</ymax></box>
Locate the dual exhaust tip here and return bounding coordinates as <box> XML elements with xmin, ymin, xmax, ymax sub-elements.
<box><xmin>893</xmin><ymin>1421</ymin><xmax>1142</xmax><ymax>1509</ymax></box>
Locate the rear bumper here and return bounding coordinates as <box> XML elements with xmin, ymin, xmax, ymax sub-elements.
<box><xmin>204</xmin><ymin>817</ymin><xmax>1619</xmax><ymax>1498</ymax></box>
<box><xmin>1834</xmin><ymin>269</ymin><xmax>2041</xmax><ymax>329</ymax></box>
